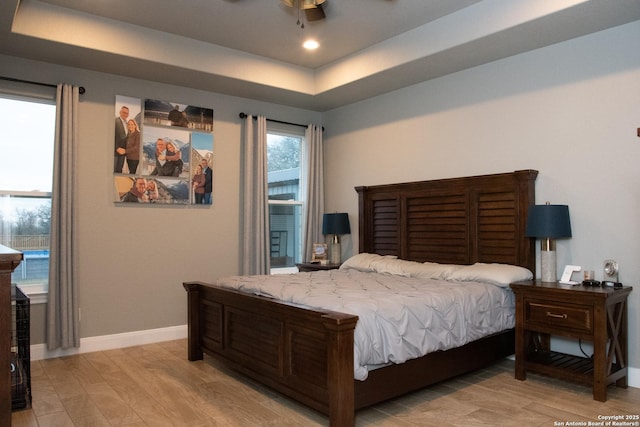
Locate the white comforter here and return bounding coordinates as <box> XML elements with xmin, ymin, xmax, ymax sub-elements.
<box><xmin>216</xmin><ymin>269</ymin><xmax>515</xmax><ymax>380</ymax></box>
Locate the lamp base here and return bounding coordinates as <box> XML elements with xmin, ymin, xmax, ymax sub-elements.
<box><xmin>330</xmin><ymin>241</ymin><xmax>341</xmax><ymax>265</ymax></box>
<box><xmin>540</xmin><ymin>249</ymin><xmax>557</xmax><ymax>282</ymax></box>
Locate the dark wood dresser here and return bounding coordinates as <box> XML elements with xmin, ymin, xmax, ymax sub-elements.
<box><xmin>510</xmin><ymin>280</ymin><xmax>632</xmax><ymax>401</ymax></box>
<box><xmin>1</xmin><ymin>245</ymin><xmax>23</xmax><ymax>426</ymax></box>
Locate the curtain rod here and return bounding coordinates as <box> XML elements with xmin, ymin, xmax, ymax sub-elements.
<box><xmin>239</xmin><ymin>112</ymin><xmax>323</xmax><ymax>131</ymax></box>
<box><xmin>0</xmin><ymin>76</ymin><xmax>86</xmax><ymax>94</ymax></box>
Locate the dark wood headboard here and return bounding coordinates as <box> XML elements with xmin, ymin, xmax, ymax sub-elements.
<box><xmin>355</xmin><ymin>170</ymin><xmax>538</xmax><ymax>272</ymax></box>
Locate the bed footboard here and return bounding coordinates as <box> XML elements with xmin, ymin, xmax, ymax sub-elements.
<box><xmin>184</xmin><ymin>281</ymin><xmax>359</xmax><ymax>427</ymax></box>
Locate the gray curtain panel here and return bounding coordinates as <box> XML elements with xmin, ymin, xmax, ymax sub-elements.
<box><xmin>302</xmin><ymin>124</ymin><xmax>324</xmax><ymax>262</ymax></box>
<box><xmin>241</xmin><ymin>115</ymin><xmax>270</xmax><ymax>275</ymax></box>
<box><xmin>47</xmin><ymin>83</ymin><xmax>80</xmax><ymax>350</ymax></box>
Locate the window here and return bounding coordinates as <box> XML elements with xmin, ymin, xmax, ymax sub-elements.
<box><xmin>267</xmin><ymin>127</ymin><xmax>304</xmax><ymax>272</ymax></box>
<box><xmin>0</xmin><ymin>95</ymin><xmax>56</xmax><ymax>302</ymax></box>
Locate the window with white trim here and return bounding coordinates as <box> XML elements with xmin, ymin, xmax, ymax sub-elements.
<box><xmin>0</xmin><ymin>94</ymin><xmax>56</xmax><ymax>302</ymax></box>
<box><xmin>267</xmin><ymin>126</ymin><xmax>304</xmax><ymax>272</ymax></box>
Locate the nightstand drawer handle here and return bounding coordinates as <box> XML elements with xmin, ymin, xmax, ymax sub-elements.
<box><xmin>546</xmin><ymin>312</ymin><xmax>568</xmax><ymax>319</ymax></box>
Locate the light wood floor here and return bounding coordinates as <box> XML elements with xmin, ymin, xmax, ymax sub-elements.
<box><xmin>11</xmin><ymin>339</ymin><xmax>640</xmax><ymax>426</ymax></box>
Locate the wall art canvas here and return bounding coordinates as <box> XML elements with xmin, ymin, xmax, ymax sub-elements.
<box><xmin>190</xmin><ymin>132</ymin><xmax>214</xmax><ymax>204</ymax></box>
<box><xmin>114</xmin><ymin>95</ymin><xmax>142</xmax><ymax>174</ymax></box>
<box><xmin>113</xmin><ymin>95</ymin><xmax>214</xmax><ymax>205</ymax></box>
<box><xmin>142</xmin><ymin>126</ymin><xmax>191</xmax><ymax>178</ymax></box>
<box><xmin>143</xmin><ymin>99</ymin><xmax>213</xmax><ymax>132</ymax></box>
<box><xmin>114</xmin><ymin>176</ymin><xmax>190</xmax><ymax>204</ymax></box>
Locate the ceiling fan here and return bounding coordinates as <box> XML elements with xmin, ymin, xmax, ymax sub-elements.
<box><xmin>281</xmin><ymin>0</ymin><xmax>326</xmax><ymax>25</ymax></box>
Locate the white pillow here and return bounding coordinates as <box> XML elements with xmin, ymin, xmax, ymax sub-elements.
<box><xmin>339</xmin><ymin>253</ymin><xmax>397</xmax><ymax>272</ymax></box>
<box><xmin>370</xmin><ymin>258</ymin><xmax>417</xmax><ymax>277</ymax></box>
<box><xmin>408</xmin><ymin>262</ymin><xmax>464</xmax><ymax>280</ymax></box>
<box><xmin>448</xmin><ymin>262</ymin><xmax>533</xmax><ymax>287</ymax></box>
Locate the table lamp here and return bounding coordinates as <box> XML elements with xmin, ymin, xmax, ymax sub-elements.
<box><xmin>525</xmin><ymin>203</ymin><xmax>572</xmax><ymax>282</ymax></box>
<box><xmin>322</xmin><ymin>213</ymin><xmax>351</xmax><ymax>265</ymax></box>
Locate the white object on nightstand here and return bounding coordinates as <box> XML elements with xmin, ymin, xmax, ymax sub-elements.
<box><xmin>559</xmin><ymin>265</ymin><xmax>581</xmax><ymax>285</ymax></box>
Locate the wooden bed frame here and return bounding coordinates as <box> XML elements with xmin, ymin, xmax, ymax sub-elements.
<box><xmin>184</xmin><ymin>169</ymin><xmax>538</xmax><ymax>426</ymax></box>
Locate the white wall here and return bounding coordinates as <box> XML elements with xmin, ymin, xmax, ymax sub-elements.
<box><xmin>323</xmin><ymin>21</ymin><xmax>640</xmax><ymax>370</ymax></box>
<box><xmin>0</xmin><ymin>54</ymin><xmax>321</xmax><ymax>343</ymax></box>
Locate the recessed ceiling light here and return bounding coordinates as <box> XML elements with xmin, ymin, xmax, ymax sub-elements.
<box><xmin>303</xmin><ymin>40</ymin><xmax>319</xmax><ymax>50</ymax></box>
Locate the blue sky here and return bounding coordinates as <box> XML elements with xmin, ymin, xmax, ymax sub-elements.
<box><xmin>191</xmin><ymin>132</ymin><xmax>213</xmax><ymax>151</ymax></box>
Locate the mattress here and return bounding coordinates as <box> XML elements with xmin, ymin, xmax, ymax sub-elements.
<box><xmin>216</xmin><ymin>267</ymin><xmax>516</xmax><ymax>380</ymax></box>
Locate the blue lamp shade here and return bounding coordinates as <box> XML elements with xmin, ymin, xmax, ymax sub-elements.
<box><xmin>322</xmin><ymin>213</ymin><xmax>351</xmax><ymax>235</ymax></box>
<box><xmin>525</xmin><ymin>204</ymin><xmax>572</xmax><ymax>238</ymax></box>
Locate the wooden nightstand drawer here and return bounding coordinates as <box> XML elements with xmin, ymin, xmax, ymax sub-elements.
<box><xmin>525</xmin><ymin>300</ymin><xmax>592</xmax><ymax>334</ymax></box>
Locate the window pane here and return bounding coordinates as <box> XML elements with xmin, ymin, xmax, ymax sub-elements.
<box><xmin>267</xmin><ymin>133</ymin><xmax>301</xmax><ymax>172</ymax></box>
<box><xmin>0</xmin><ymin>98</ymin><xmax>55</xmax><ymax>192</ymax></box>
<box><xmin>0</xmin><ymin>96</ymin><xmax>55</xmax><ymax>289</ymax></box>
<box><xmin>269</xmin><ymin>203</ymin><xmax>302</xmax><ymax>267</ymax></box>
<box><xmin>1</xmin><ymin>195</ymin><xmax>51</xmax><ymax>285</ymax></box>
<box><xmin>267</xmin><ymin>133</ymin><xmax>302</xmax><ymax>201</ymax></box>
<box><xmin>267</xmin><ymin>131</ymin><xmax>303</xmax><ymax>270</ymax></box>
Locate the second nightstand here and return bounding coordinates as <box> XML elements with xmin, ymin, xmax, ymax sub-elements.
<box><xmin>509</xmin><ymin>280</ymin><xmax>632</xmax><ymax>401</ymax></box>
<box><xmin>295</xmin><ymin>262</ymin><xmax>341</xmax><ymax>272</ymax></box>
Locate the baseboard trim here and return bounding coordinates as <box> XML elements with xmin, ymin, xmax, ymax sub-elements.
<box><xmin>629</xmin><ymin>367</ymin><xmax>640</xmax><ymax>389</ymax></box>
<box><xmin>30</xmin><ymin>324</ymin><xmax>188</xmax><ymax>361</ymax></box>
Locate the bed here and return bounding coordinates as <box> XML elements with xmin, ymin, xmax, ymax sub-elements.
<box><xmin>184</xmin><ymin>169</ymin><xmax>538</xmax><ymax>426</ymax></box>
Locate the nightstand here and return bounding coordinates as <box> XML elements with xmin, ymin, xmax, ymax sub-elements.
<box><xmin>509</xmin><ymin>280</ymin><xmax>632</xmax><ymax>401</ymax></box>
<box><xmin>295</xmin><ymin>262</ymin><xmax>341</xmax><ymax>272</ymax></box>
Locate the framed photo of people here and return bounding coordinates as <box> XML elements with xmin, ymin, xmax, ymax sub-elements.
<box><xmin>311</xmin><ymin>243</ymin><xmax>328</xmax><ymax>262</ymax></box>
<box><xmin>113</xmin><ymin>95</ymin><xmax>214</xmax><ymax>205</ymax></box>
